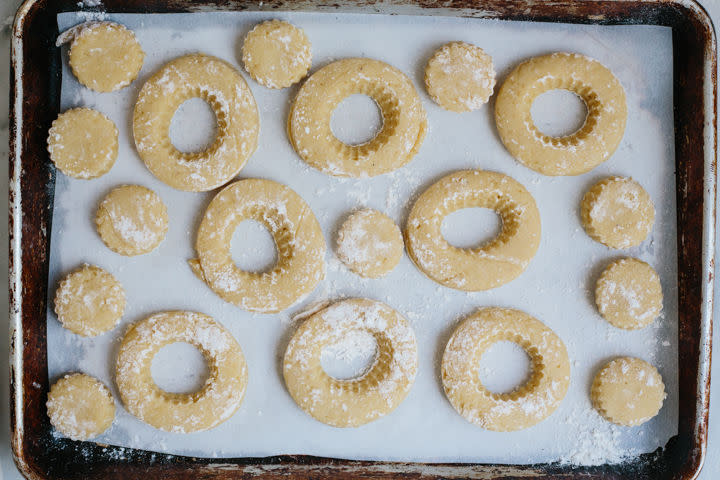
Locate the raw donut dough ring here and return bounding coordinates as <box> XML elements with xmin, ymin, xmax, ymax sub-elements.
<box><xmin>288</xmin><ymin>58</ymin><xmax>427</xmax><ymax>178</ymax></box>
<box><xmin>115</xmin><ymin>311</ymin><xmax>248</xmax><ymax>433</ymax></box>
<box><xmin>133</xmin><ymin>54</ymin><xmax>259</xmax><ymax>192</ymax></box>
<box><xmin>47</xmin><ymin>373</ymin><xmax>116</xmax><ymax>441</ymax></box>
<box><xmin>283</xmin><ymin>298</ymin><xmax>418</xmax><ymax>427</ymax></box>
<box><xmin>442</xmin><ymin>307</ymin><xmax>570</xmax><ymax>431</ymax></box>
<box><xmin>405</xmin><ymin>170</ymin><xmax>541</xmax><ymax>291</ymax></box>
<box><xmin>192</xmin><ymin>178</ymin><xmax>326</xmax><ymax>313</ymax></box>
<box><xmin>495</xmin><ymin>52</ymin><xmax>627</xmax><ymax>176</ymax></box>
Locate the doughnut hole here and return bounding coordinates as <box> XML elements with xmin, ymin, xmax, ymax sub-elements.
<box><xmin>478</xmin><ymin>340</ymin><xmax>532</xmax><ymax>395</ymax></box>
<box><xmin>151</xmin><ymin>342</ymin><xmax>210</xmax><ymax>394</ymax></box>
<box><xmin>320</xmin><ymin>330</ymin><xmax>379</xmax><ymax>380</ymax></box>
<box><xmin>330</xmin><ymin>94</ymin><xmax>383</xmax><ymax>146</ymax></box>
<box><xmin>441</xmin><ymin>207</ymin><xmax>502</xmax><ymax>249</ymax></box>
<box><xmin>530</xmin><ymin>89</ymin><xmax>588</xmax><ymax>138</ymax></box>
<box><xmin>231</xmin><ymin>219</ymin><xmax>279</xmax><ymax>273</ymax></box>
<box><xmin>169</xmin><ymin>97</ymin><xmax>218</xmax><ymax>153</ymax></box>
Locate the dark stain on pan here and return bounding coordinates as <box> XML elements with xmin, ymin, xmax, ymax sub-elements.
<box><xmin>8</xmin><ymin>0</ymin><xmax>716</xmax><ymax>479</ymax></box>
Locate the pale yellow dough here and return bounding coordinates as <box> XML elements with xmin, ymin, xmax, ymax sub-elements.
<box><xmin>581</xmin><ymin>176</ymin><xmax>655</xmax><ymax>249</ymax></box>
<box><xmin>591</xmin><ymin>357</ymin><xmax>666</xmax><ymax>426</ymax></box>
<box><xmin>242</xmin><ymin>20</ymin><xmax>312</xmax><ymax>89</ymax></box>
<box><xmin>495</xmin><ymin>52</ymin><xmax>627</xmax><ymax>176</ymax></box>
<box><xmin>192</xmin><ymin>179</ymin><xmax>325</xmax><ymax>313</ymax></box>
<box><xmin>68</xmin><ymin>22</ymin><xmax>144</xmax><ymax>92</ymax></box>
<box><xmin>115</xmin><ymin>311</ymin><xmax>248</xmax><ymax>433</ymax></box>
<box><xmin>47</xmin><ymin>373</ymin><xmax>115</xmax><ymax>441</ymax></box>
<box><xmin>283</xmin><ymin>298</ymin><xmax>418</xmax><ymax>427</ymax></box>
<box><xmin>424</xmin><ymin>41</ymin><xmax>496</xmax><ymax>112</ymax></box>
<box><xmin>288</xmin><ymin>58</ymin><xmax>427</xmax><ymax>177</ymax></box>
<box><xmin>595</xmin><ymin>258</ymin><xmax>663</xmax><ymax>330</ymax></box>
<box><xmin>47</xmin><ymin>108</ymin><xmax>118</xmax><ymax>179</ymax></box>
<box><xmin>54</xmin><ymin>264</ymin><xmax>125</xmax><ymax>337</ymax></box>
<box><xmin>336</xmin><ymin>209</ymin><xmax>403</xmax><ymax>278</ymax></box>
<box><xmin>405</xmin><ymin>170</ymin><xmax>540</xmax><ymax>291</ymax></box>
<box><xmin>442</xmin><ymin>308</ymin><xmax>570</xmax><ymax>431</ymax></box>
<box><xmin>133</xmin><ymin>54</ymin><xmax>259</xmax><ymax>191</ymax></box>
<box><xmin>96</xmin><ymin>185</ymin><xmax>169</xmax><ymax>256</ymax></box>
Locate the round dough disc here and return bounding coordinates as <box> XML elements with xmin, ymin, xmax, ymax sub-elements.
<box><xmin>336</xmin><ymin>209</ymin><xmax>403</xmax><ymax>278</ymax></box>
<box><xmin>47</xmin><ymin>373</ymin><xmax>115</xmax><ymax>440</ymax></box>
<box><xmin>47</xmin><ymin>108</ymin><xmax>118</xmax><ymax>180</ymax></box>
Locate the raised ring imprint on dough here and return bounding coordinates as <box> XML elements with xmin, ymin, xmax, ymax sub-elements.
<box><xmin>191</xmin><ymin>178</ymin><xmax>326</xmax><ymax>313</ymax></box>
<box><xmin>495</xmin><ymin>52</ymin><xmax>627</xmax><ymax>176</ymax></box>
<box><xmin>133</xmin><ymin>54</ymin><xmax>259</xmax><ymax>192</ymax></box>
<box><xmin>405</xmin><ymin>170</ymin><xmax>540</xmax><ymax>291</ymax></box>
<box><xmin>283</xmin><ymin>298</ymin><xmax>418</xmax><ymax>427</ymax></box>
<box><xmin>288</xmin><ymin>58</ymin><xmax>427</xmax><ymax>177</ymax></box>
<box><xmin>115</xmin><ymin>311</ymin><xmax>247</xmax><ymax>433</ymax></box>
<box><xmin>441</xmin><ymin>308</ymin><xmax>570</xmax><ymax>431</ymax></box>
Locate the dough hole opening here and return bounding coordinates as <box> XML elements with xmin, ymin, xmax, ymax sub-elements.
<box><xmin>231</xmin><ymin>219</ymin><xmax>279</xmax><ymax>273</ymax></box>
<box><xmin>330</xmin><ymin>94</ymin><xmax>383</xmax><ymax>146</ymax></box>
<box><xmin>478</xmin><ymin>340</ymin><xmax>532</xmax><ymax>395</ymax></box>
<box><xmin>320</xmin><ymin>330</ymin><xmax>378</xmax><ymax>381</ymax></box>
<box><xmin>151</xmin><ymin>342</ymin><xmax>210</xmax><ymax>394</ymax></box>
<box><xmin>441</xmin><ymin>207</ymin><xmax>502</xmax><ymax>249</ymax></box>
<box><xmin>169</xmin><ymin>97</ymin><xmax>218</xmax><ymax>154</ymax></box>
<box><xmin>530</xmin><ymin>89</ymin><xmax>588</xmax><ymax>138</ymax></box>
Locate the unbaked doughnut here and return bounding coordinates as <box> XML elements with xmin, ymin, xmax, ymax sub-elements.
<box><xmin>581</xmin><ymin>176</ymin><xmax>655</xmax><ymax>249</ymax></box>
<box><xmin>283</xmin><ymin>298</ymin><xmax>417</xmax><ymax>427</ymax></box>
<box><xmin>115</xmin><ymin>311</ymin><xmax>248</xmax><ymax>433</ymax></box>
<box><xmin>96</xmin><ymin>185</ymin><xmax>169</xmax><ymax>256</ymax></box>
<box><xmin>133</xmin><ymin>54</ymin><xmax>259</xmax><ymax>191</ymax></box>
<box><xmin>47</xmin><ymin>108</ymin><xmax>118</xmax><ymax>179</ymax></box>
<box><xmin>47</xmin><ymin>373</ymin><xmax>115</xmax><ymax>441</ymax></box>
<box><xmin>336</xmin><ymin>209</ymin><xmax>403</xmax><ymax>278</ymax></box>
<box><xmin>495</xmin><ymin>52</ymin><xmax>627</xmax><ymax>176</ymax></box>
<box><xmin>405</xmin><ymin>170</ymin><xmax>540</xmax><ymax>291</ymax></box>
<box><xmin>54</xmin><ymin>264</ymin><xmax>125</xmax><ymax>337</ymax></box>
<box><xmin>591</xmin><ymin>357</ymin><xmax>665</xmax><ymax>426</ymax></box>
<box><xmin>288</xmin><ymin>58</ymin><xmax>427</xmax><ymax>177</ymax></box>
<box><xmin>442</xmin><ymin>307</ymin><xmax>570</xmax><ymax>431</ymax></box>
<box><xmin>424</xmin><ymin>41</ymin><xmax>495</xmax><ymax>112</ymax></box>
<box><xmin>242</xmin><ymin>20</ymin><xmax>312</xmax><ymax>89</ymax></box>
<box><xmin>192</xmin><ymin>179</ymin><xmax>325</xmax><ymax>313</ymax></box>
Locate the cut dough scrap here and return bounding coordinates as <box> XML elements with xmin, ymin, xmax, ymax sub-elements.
<box><xmin>425</xmin><ymin>41</ymin><xmax>496</xmax><ymax>112</ymax></box>
<box><xmin>288</xmin><ymin>58</ymin><xmax>427</xmax><ymax>177</ymax></box>
<box><xmin>47</xmin><ymin>373</ymin><xmax>115</xmax><ymax>441</ymax></box>
<box><xmin>47</xmin><ymin>108</ymin><xmax>118</xmax><ymax>179</ymax></box>
<box><xmin>405</xmin><ymin>170</ymin><xmax>540</xmax><ymax>291</ymax></box>
<box><xmin>591</xmin><ymin>357</ymin><xmax>666</xmax><ymax>426</ymax></box>
<box><xmin>68</xmin><ymin>22</ymin><xmax>144</xmax><ymax>92</ymax></box>
<box><xmin>242</xmin><ymin>20</ymin><xmax>312</xmax><ymax>89</ymax></box>
<box><xmin>96</xmin><ymin>185</ymin><xmax>169</xmax><ymax>256</ymax></box>
<box><xmin>283</xmin><ymin>298</ymin><xmax>418</xmax><ymax>427</ymax></box>
<box><xmin>336</xmin><ymin>209</ymin><xmax>403</xmax><ymax>278</ymax></box>
<box><xmin>442</xmin><ymin>307</ymin><xmax>570</xmax><ymax>431</ymax></box>
<box><xmin>495</xmin><ymin>52</ymin><xmax>627</xmax><ymax>176</ymax></box>
<box><xmin>115</xmin><ymin>311</ymin><xmax>248</xmax><ymax>433</ymax></box>
<box><xmin>54</xmin><ymin>264</ymin><xmax>126</xmax><ymax>337</ymax></box>
<box><xmin>595</xmin><ymin>257</ymin><xmax>663</xmax><ymax>330</ymax></box>
<box><xmin>581</xmin><ymin>176</ymin><xmax>655</xmax><ymax>249</ymax></box>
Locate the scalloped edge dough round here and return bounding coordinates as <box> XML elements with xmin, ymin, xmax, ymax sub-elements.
<box><xmin>405</xmin><ymin>169</ymin><xmax>541</xmax><ymax>291</ymax></box>
<box><xmin>581</xmin><ymin>176</ymin><xmax>655</xmax><ymax>249</ymax></box>
<box><xmin>424</xmin><ymin>41</ymin><xmax>496</xmax><ymax>112</ymax></box>
<box><xmin>591</xmin><ymin>357</ymin><xmax>666</xmax><ymax>426</ymax></box>
<box><xmin>241</xmin><ymin>20</ymin><xmax>312</xmax><ymax>89</ymax></box>
<box><xmin>191</xmin><ymin>178</ymin><xmax>326</xmax><ymax>313</ymax></box>
<box><xmin>133</xmin><ymin>54</ymin><xmax>259</xmax><ymax>192</ymax></box>
<box><xmin>47</xmin><ymin>373</ymin><xmax>115</xmax><ymax>440</ymax></box>
<box><xmin>96</xmin><ymin>185</ymin><xmax>169</xmax><ymax>256</ymax></box>
<box><xmin>288</xmin><ymin>58</ymin><xmax>427</xmax><ymax>178</ymax></box>
<box><xmin>47</xmin><ymin>108</ymin><xmax>118</xmax><ymax>179</ymax></box>
<box><xmin>336</xmin><ymin>209</ymin><xmax>403</xmax><ymax>278</ymax></box>
<box><xmin>595</xmin><ymin>257</ymin><xmax>663</xmax><ymax>330</ymax></box>
<box><xmin>442</xmin><ymin>307</ymin><xmax>570</xmax><ymax>431</ymax></box>
<box><xmin>495</xmin><ymin>52</ymin><xmax>627</xmax><ymax>176</ymax></box>
<box><xmin>54</xmin><ymin>264</ymin><xmax>126</xmax><ymax>337</ymax></box>
<box><xmin>283</xmin><ymin>298</ymin><xmax>418</xmax><ymax>427</ymax></box>
<box><xmin>68</xmin><ymin>22</ymin><xmax>144</xmax><ymax>92</ymax></box>
<box><xmin>115</xmin><ymin>311</ymin><xmax>248</xmax><ymax>433</ymax></box>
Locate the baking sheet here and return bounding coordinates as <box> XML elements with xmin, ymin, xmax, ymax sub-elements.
<box><xmin>49</xmin><ymin>10</ymin><xmax>677</xmax><ymax>465</ymax></box>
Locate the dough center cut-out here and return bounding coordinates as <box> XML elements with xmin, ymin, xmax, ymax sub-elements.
<box><xmin>330</xmin><ymin>94</ymin><xmax>384</xmax><ymax>146</ymax></box>
<box><xmin>169</xmin><ymin>97</ymin><xmax>218</xmax><ymax>154</ymax></box>
<box><xmin>441</xmin><ymin>207</ymin><xmax>503</xmax><ymax>249</ymax></box>
<box><xmin>231</xmin><ymin>219</ymin><xmax>279</xmax><ymax>273</ymax></box>
<box><xmin>320</xmin><ymin>330</ymin><xmax>379</xmax><ymax>380</ymax></box>
<box><xmin>151</xmin><ymin>342</ymin><xmax>210</xmax><ymax>395</ymax></box>
<box><xmin>530</xmin><ymin>89</ymin><xmax>588</xmax><ymax>138</ymax></box>
<box><xmin>478</xmin><ymin>340</ymin><xmax>532</xmax><ymax>395</ymax></box>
